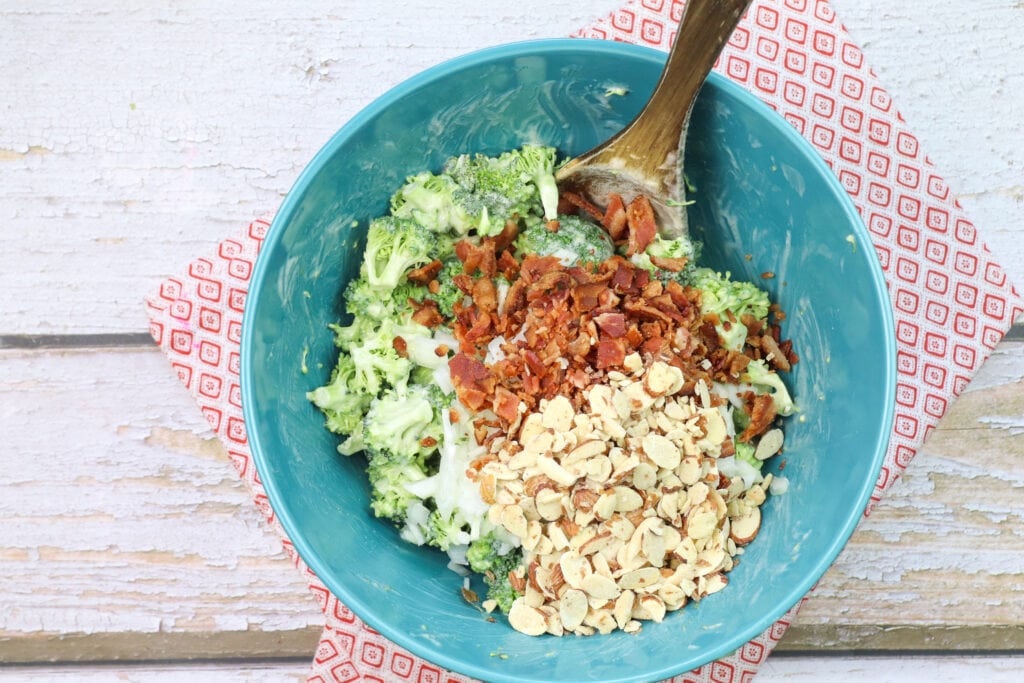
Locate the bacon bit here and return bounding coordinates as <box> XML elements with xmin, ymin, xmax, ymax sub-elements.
<box><xmin>739</xmin><ymin>393</ymin><xmax>777</xmax><ymax>442</ymax></box>
<box><xmin>452</xmin><ymin>272</ymin><xmax>475</xmax><ymax>295</ymax></box>
<box><xmin>406</xmin><ymin>259</ymin><xmax>443</xmax><ymax>284</ymax></box>
<box><xmin>392</xmin><ymin>335</ymin><xmax>408</xmax><ymax>358</ymax></box>
<box><xmin>472</xmin><ymin>277</ymin><xmax>499</xmax><ymax>315</ymax></box>
<box><xmin>649</xmin><ymin>255</ymin><xmax>689</xmax><ymax>272</ymax></box>
<box><xmin>492</xmin><ymin>386</ymin><xmax>521</xmax><ymax>424</ymax></box>
<box><xmin>595</xmin><ymin>337</ymin><xmax>626</xmax><ymax>369</ymax></box>
<box><xmin>420</xmin><ymin>436</ymin><xmax>438</xmax><ymax>448</ymax></box>
<box><xmin>545</xmin><ymin>219</ymin><xmax>560</xmax><ymax>232</ymax></box>
<box><xmin>497</xmin><ymin>250</ymin><xmax>520</xmax><ymax>280</ymax></box>
<box><xmin>593</xmin><ymin>311</ymin><xmax>626</xmax><ymax>338</ymax></box>
<box><xmin>449</xmin><ymin>407</ymin><xmax>461</xmax><ymax>424</ymax></box>
<box><xmin>434</xmin><ymin>343</ymin><xmax>450</xmax><ymax>357</ymax></box>
<box><xmin>449</xmin><ymin>353</ymin><xmax>492</xmax><ymax>411</ymax></box>
<box><xmin>760</xmin><ymin>333</ymin><xmax>791</xmax><ymax>372</ymax></box>
<box><xmin>625</xmin><ymin>195</ymin><xmax>658</xmax><ymax>256</ymax></box>
<box><xmin>428</xmin><ymin>279</ymin><xmax>440</xmax><ymax>294</ymax></box>
<box><xmin>455</xmin><ymin>238</ymin><xmax>497</xmax><ymax>277</ymax></box>
<box><xmin>601</xmin><ymin>193</ymin><xmax>628</xmax><ymax>240</ymax></box>
<box><xmin>491</xmin><ymin>219</ymin><xmax>520</xmax><ymax>253</ymax></box>
<box><xmin>561</xmin><ymin>190</ymin><xmax>605</xmax><ymax>221</ymax></box>
<box><xmin>411</xmin><ymin>299</ymin><xmax>445</xmax><ymax>328</ymax></box>
<box><xmin>761</xmin><ymin>271</ymin><xmax>776</xmax><ymax>279</ymax></box>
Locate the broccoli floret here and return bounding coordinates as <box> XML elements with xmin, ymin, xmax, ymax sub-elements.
<box><xmin>306</xmin><ymin>354</ymin><xmax>373</xmax><ymax>436</ymax></box>
<box><xmin>516</xmin><ymin>214</ymin><xmax>614</xmax><ymax>266</ymax></box>
<box><xmin>741</xmin><ymin>359</ymin><xmax>797</xmax><ymax>416</ymax></box>
<box><xmin>332</xmin><ymin>320</ymin><xmax>412</xmax><ymax>396</ymax></box>
<box><xmin>444</xmin><ymin>144</ymin><xmax>560</xmax><ymax>233</ymax></box>
<box><xmin>362</xmin><ymin>216</ymin><xmax>433</xmax><ymax>290</ymax></box>
<box><xmin>344</xmin><ymin>275</ymin><xmax>427</xmax><ymax>322</ymax></box>
<box><xmin>514</xmin><ymin>144</ymin><xmax>559</xmax><ymax>221</ymax></box>
<box><xmin>690</xmin><ymin>267</ymin><xmax>771</xmax><ymax>351</ymax></box>
<box><xmin>481</xmin><ymin>547</ymin><xmax>525</xmax><ymax>614</ymax></box>
<box><xmin>466</xmin><ymin>531</ymin><xmax>524</xmax><ymax>613</ymax></box>
<box><xmin>426</xmin><ymin>509</ymin><xmax>473</xmax><ymax>552</ymax></box>
<box><xmin>390</xmin><ymin>171</ymin><xmax>478</xmax><ymax>236</ymax></box>
<box><xmin>363</xmin><ymin>385</ymin><xmax>443</xmax><ymax>463</ymax></box>
<box><xmin>365</xmin><ymin>448</ymin><xmax>429</xmax><ymax>522</ymax></box>
<box><xmin>428</xmin><ymin>254</ymin><xmax>467</xmax><ymax>318</ymax></box>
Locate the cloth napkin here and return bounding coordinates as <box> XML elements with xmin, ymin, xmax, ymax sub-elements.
<box><xmin>145</xmin><ymin>0</ymin><xmax>1023</xmax><ymax>681</ymax></box>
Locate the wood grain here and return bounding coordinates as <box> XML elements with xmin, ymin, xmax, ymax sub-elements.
<box><xmin>1</xmin><ymin>656</ymin><xmax>1023</xmax><ymax>682</ymax></box>
<box><xmin>2</xmin><ymin>342</ymin><xmax>1021</xmax><ymax>662</ymax></box>
<box><xmin>1</xmin><ymin>0</ymin><xmax>1022</xmax><ymax>335</ymax></box>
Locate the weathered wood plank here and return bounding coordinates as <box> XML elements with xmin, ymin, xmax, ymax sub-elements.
<box><xmin>0</xmin><ymin>346</ymin><xmax>324</xmax><ymax>663</ymax></box>
<box><xmin>1</xmin><ymin>342</ymin><xmax>1022</xmax><ymax>662</ymax></box>
<box><xmin>1</xmin><ymin>655</ymin><xmax>1023</xmax><ymax>682</ymax></box>
<box><xmin>1</xmin><ymin>0</ymin><xmax>1022</xmax><ymax>335</ymax></box>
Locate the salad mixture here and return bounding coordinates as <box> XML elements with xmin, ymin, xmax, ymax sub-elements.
<box><xmin>308</xmin><ymin>145</ymin><xmax>797</xmax><ymax>637</ymax></box>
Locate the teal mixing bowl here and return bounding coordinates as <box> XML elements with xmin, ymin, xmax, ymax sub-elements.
<box><xmin>242</xmin><ymin>39</ymin><xmax>895</xmax><ymax>682</ymax></box>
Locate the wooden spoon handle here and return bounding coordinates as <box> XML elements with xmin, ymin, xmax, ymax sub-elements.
<box><xmin>640</xmin><ymin>0</ymin><xmax>752</xmax><ymax>146</ymax></box>
<box><xmin>606</xmin><ymin>0</ymin><xmax>751</xmax><ymax>166</ymax></box>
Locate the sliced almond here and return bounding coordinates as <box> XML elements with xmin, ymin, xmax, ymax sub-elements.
<box><xmin>677</xmin><ymin>455</ymin><xmax>701</xmax><ymax>485</ymax></box>
<box><xmin>619</xmin><ymin>566</ymin><xmax>663</xmax><ymax>591</ymax></box>
<box><xmin>537</xmin><ymin>455</ymin><xmax>580</xmax><ymax>488</ymax></box>
<box><xmin>613</xmin><ymin>486</ymin><xmax>644</xmax><ymax>513</ymax></box>
<box><xmin>613</xmin><ymin>590</ymin><xmax>635</xmax><ymax>629</ymax></box>
<box><xmin>631</xmin><ymin>461</ymin><xmax>658</xmax><ymax>490</ymax></box>
<box><xmin>581</xmin><ymin>572</ymin><xmax>621</xmax><ymax>601</ymax></box>
<box><xmin>729</xmin><ymin>506</ymin><xmax>762</xmax><ymax>545</ymax></box>
<box><xmin>500</xmin><ymin>504</ymin><xmax>529</xmax><ymax>540</ymax></box>
<box><xmin>508</xmin><ymin>598</ymin><xmax>548</xmax><ymax>636</ymax></box>
<box><xmin>541</xmin><ymin>395</ymin><xmax>575</xmax><ymax>432</ymax></box>
<box><xmin>685</xmin><ymin>508</ymin><xmax>718</xmax><ymax>541</ymax></box>
<box><xmin>754</xmin><ymin>428</ymin><xmax>784</xmax><ymax>461</ymax></box>
<box><xmin>559</xmin><ymin>551</ymin><xmax>592</xmax><ymax>590</ymax></box>
<box><xmin>642</xmin><ymin>432</ymin><xmax>681</xmax><ymax>469</ymax></box>
<box><xmin>632</xmin><ymin>594</ymin><xmax>667</xmax><ymax>623</ymax></box>
<box><xmin>558</xmin><ymin>589</ymin><xmax>589</xmax><ymax>631</ymax></box>
<box><xmin>535</xmin><ymin>488</ymin><xmax>566</xmax><ymax>522</ymax></box>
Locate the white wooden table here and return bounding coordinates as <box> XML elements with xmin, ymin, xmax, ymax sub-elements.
<box><xmin>3</xmin><ymin>2</ymin><xmax>1023</xmax><ymax>681</ymax></box>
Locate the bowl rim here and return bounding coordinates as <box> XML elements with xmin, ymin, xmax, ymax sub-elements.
<box><xmin>241</xmin><ymin>36</ymin><xmax>896</xmax><ymax>682</ymax></box>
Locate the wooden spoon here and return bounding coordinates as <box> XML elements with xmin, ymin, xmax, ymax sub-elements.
<box><xmin>556</xmin><ymin>0</ymin><xmax>752</xmax><ymax>237</ymax></box>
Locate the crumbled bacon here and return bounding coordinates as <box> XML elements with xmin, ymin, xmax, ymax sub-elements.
<box><xmin>424</xmin><ymin>192</ymin><xmax>795</xmax><ymax>442</ymax></box>
<box><xmin>650</xmin><ymin>255</ymin><xmax>689</xmax><ymax>272</ymax></box>
<box><xmin>602</xmin><ymin>193</ymin><xmax>628</xmax><ymax>240</ymax></box>
<box><xmin>411</xmin><ymin>299</ymin><xmax>445</xmax><ymax>328</ymax></box>
<box><xmin>625</xmin><ymin>195</ymin><xmax>658</xmax><ymax>256</ymax></box>
<box><xmin>561</xmin><ymin>190</ymin><xmax>605</xmax><ymax>221</ymax></box>
<box><xmin>392</xmin><ymin>335</ymin><xmax>408</xmax><ymax>358</ymax></box>
<box><xmin>739</xmin><ymin>393</ymin><xmax>777</xmax><ymax>443</ymax></box>
<box><xmin>406</xmin><ymin>259</ymin><xmax>443</xmax><ymax>284</ymax></box>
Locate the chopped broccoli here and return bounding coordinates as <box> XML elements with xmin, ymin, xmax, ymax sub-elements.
<box><xmin>344</xmin><ymin>275</ymin><xmax>427</xmax><ymax>322</ymax></box>
<box><xmin>365</xmin><ymin>447</ymin><xmax>429</xmax><ymax>522</ymax></box>
<box><xmin>444</xmin><ymin>144</ymin><xmax>560</xmax><ymax>232</ymax></box>
<box><xmin>428</xmin><ymin>254</ymin><xmax>467</xmax><ymax>318</ymax></box>
<box><xmin>742</xmin><ymin>359</ymin><xmax>797</xmax><ymax>416</ymax></box>
<box><xmin>426</xmin><ymin>509</ymin><xmax>473</xmax><ymax>552</ymax></box>
<box><xmin>363</xmin><ymin>385</ymin><xmax>443</xmax><ymax>463</ymax></box>
<box><xmin>466</xmin><ymin>531</ymin><xmax>524</xmax><ymax>613</ymax></box>
<box><xmin>514</xmin><ymin>144</ymin><xmax>559</xmax><ymax>221</ymax></box>
<box><xmin>362</xmin><ymin>216</ymin><xmax>433</xmax><ymax>291</ymax></box>
<box><xmin>345</xmin><ymin>328</ymin><xmax>412</xmax><ymax>397</ymax></box>
<box><xmin>390</xmin><ymin>171</ymin><xmax>478</xmax><ymax>236</ymax></box>
<box><xmin>306</xmin><ymin>354</ymin><xmax>373</xmax><ymax>436</ymax></box>
<box><xmin>690</xmin><ymin>267</ymin><xmax>771</xmax><ymax>351</ymax></box>
<box><xmin>516</xmin><ymin>214</ymin><xmax>614</xmax><ymax>266</ymax></box>
<box><xmin>734</xmin><ymin>440</ymin><xmax>761</xmax><ymax>471</ymax></box>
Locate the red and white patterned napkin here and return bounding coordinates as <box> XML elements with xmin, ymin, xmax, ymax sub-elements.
<box><xmin>145</xmin><ymin>1</ymin><xmax>1023</xmax><ymax>681</ymax></box>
